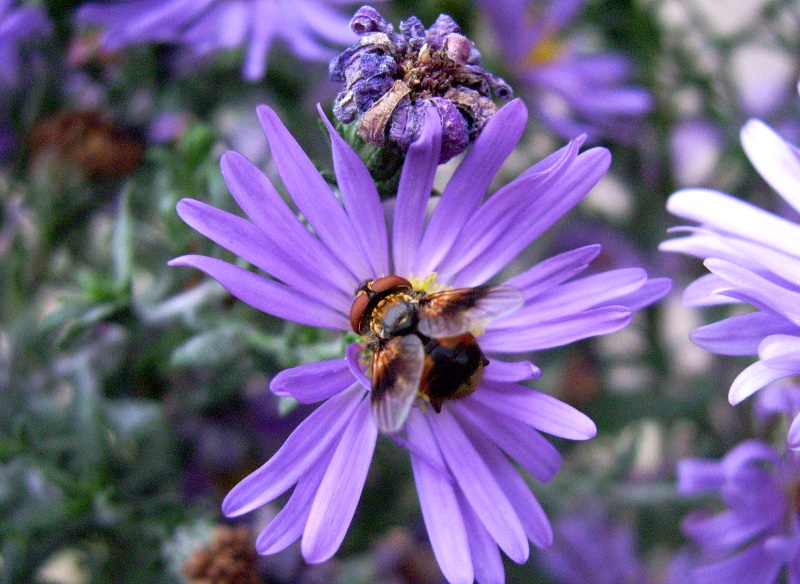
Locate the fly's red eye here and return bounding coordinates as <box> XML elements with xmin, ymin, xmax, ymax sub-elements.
<box><xmin>371</xmin><ymin>275</ymin><xmax>413</xmax><ymax>293</ymax></box>
<box><xmin>350</xmin><ymin>292</ymin><xmax>370</xmax><ymax>334</ymax></box>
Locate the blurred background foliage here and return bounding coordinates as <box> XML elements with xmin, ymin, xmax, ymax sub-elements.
<box><xmin>2</xmin><ymin>0</ymin><xmax>800</xmax><ymax>583</ymax></box>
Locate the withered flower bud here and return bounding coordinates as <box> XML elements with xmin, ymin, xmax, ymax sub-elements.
<box><xmin>330</xmin><ymin>5</ymin><xmax>512</xmax><ymax>163</ymax></box>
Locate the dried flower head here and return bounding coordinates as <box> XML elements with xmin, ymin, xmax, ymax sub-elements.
<box><xmin>330</xmin><ymin>5</ymin><xmax>512</xmax><ymax>163</ymax></box>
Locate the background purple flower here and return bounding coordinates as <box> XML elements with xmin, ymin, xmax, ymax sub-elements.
<box><xmin>169</xmin><ymin>98</ymin><xmax>669</xmax><ymax>583</ymax></box>
<box><xmin>477</xmin><ymin>0</ymin><xmax>651</xmax><ymax>142</ymax></box>
<box><xmin>0</xmin><ymin>0</ymin><xmax>51</xmax><ymax>88</ymax></box>
<box><xmin>661</xmin><ymin>118</ymin><xmax>800</xmax><ymax>449</ymax></box>
<box><xmin>74</xmin><ymin>0</ymin><xmax>359</xmax><ymax>81</ymax></box>
<box><xmin>678</xmin><ymin>439</ymin><xmax>800</xmax><ymax>583</ymax></box>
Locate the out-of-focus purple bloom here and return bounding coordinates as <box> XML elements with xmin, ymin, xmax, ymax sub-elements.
<box><xmin>478</xmin><ymin>0</ymin><xmax>651</xmax><ymax>142</ymax></box>
<box><xmin>170</xmin><ymin>98</ymin><xmax>669</xmax><ymax>583</ymax></box>
<box><xmin>0</xmin><ymin>0</ymin><xmax>51</xmax><ymax>89</ymax></box>
<box><xmin>669</xmin><ymin>119</ymin><xmax>726</xmax><ymax>188</ymax></box>
<box><xmin>678</xmin><ymin>440</ymin><xmax>800</xmax><ymax>583</ymax></box>
<box><xmin>661</xmin><ymin>117</ymin><xmax>800</xmax><ymax>450</ymax></box>
<box><xmin>74</xmin><ymin>0</ymin><xmax>359</xmax><ymax>82</ymax></box>
<box><xmin>538</xmin><ymin>508</ymin><xmax>651</xmax><ymax>584</ymax></box>
<box><xmin>330</xmin><ymin>5</ymin><xmax>512</xmax><ymax>163</ymax></box>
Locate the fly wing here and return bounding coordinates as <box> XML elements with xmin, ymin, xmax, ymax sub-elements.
<box><xmin>417</xmin><ymin>285</ymin><xmax>524</xmax><ymax>338</ymax></box>
<box><xmin>371</xmin><ymin>334</ymin><xmax>424</xmax><ymax>433</ymax></box>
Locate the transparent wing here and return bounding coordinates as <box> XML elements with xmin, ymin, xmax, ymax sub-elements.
<box><xmin>370</xmin><ymin>334</ymin><xmax>424</xmax><ymax>433</ymax></box>
<box><xmin>417</xmin><ymin>285</ymin><xmax>524</xmax><ymax>338</ymax></box>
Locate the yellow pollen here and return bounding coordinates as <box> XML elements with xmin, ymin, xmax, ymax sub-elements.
<box><xmin>525</xmin><ymin>34</ymin><xmax>563</xmax><ymax>68</ymax></box>
<box><xmin>409</xmin><ymin>272</ymin><xmax>449</xmax><ymax>294</ymax></box>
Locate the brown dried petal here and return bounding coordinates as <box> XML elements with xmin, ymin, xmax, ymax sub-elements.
<box><xmin>358</xmin><ymin>79</ymin><xmax>411</xmax><ymax>146</ymax></box>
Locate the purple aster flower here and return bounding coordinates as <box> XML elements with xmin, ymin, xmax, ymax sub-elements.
<box><xmin>537</xmin><ymin>507</ymin><xmax>652</xmax><ymax>584</ymax></box>
<box><xmin>0</xmin><ymin>0</ymin><xmax>51</xmax><ymax>88</ymax></box>
<box><xmin>477</xmin><ymin>0</ymin><xmax>651</xmax><ymax>142</ymax></box>
<box><xmin>74</xmin><ymin>0</ymin><xmax>359</xmax><ymax>81</ymax></box>
<box><xmin>169</xmin><ymin>98</ymin><xmax>670</xmax><ymax>583</ymax></box>
<box><xmin>678</xmin><ymin>439</ymin><xmax>800</xmax><ymax>583</ymax></box>
<box><xmin>661</xmin><ymin>117</ymin><xmax>800</xmax><ymax>449</ymax></box>
<box><xmin>329</xmin><ymin>5</ymin><xmax>512</xmax><ymax>163</ymax></box>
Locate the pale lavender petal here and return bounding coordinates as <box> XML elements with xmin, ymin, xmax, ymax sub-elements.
<box><xmin>480</xmin><ymin>306</ymin><xmax>633</xmax><ymax>352</ymax></box>
<box><xmin>457</xmin><ymin>492</ymin><xmax>505</xmax><ymax>584</ymax></box>
<box><xmin>483</xmin><ymin>358</ymin><xmax>541</xmax><ymax>382</ymax></box>
<box><xmin>503</xmin><ymin>244</ymin><xmax>600</xmax><ymax>300</ymax></box>
<box><xmin>666</xmin><ymin>189</ymin><xmax>800</xmax><ymax>254</ymax></box>
<box><xmin>176</xmin><ymin>198</ymin><xmax>351</xmax><ymax>309</ymax></box>
<box><xmin>468</xmin><ymin>381</ymin><xmax>597</xmax><ymax>440</ymax></box>
<box><xmin>392</xmin><ymin>108</ymin><xmax>441</xmax><ymax>277</ymax></box>
<box><xmin>721</xmin><ymin>235</ymin><xmax>800</xmax><ymax>287</ymax></box>
<box><xmin>691</xmin><ymin>311</ymin><xmax>796</xmax><ymax>356</ymax></box>
<box><xmin>255</xmin><ymin>447</ymin><xmax>333</xmax><ymax>555</ymax></box>
<box><xmin>414</xmin><ymin>99</ymin><xmax>528</xmax><ymax>276</ymax></box>
<box><xmin>456</xmin><ymin>398</ymin><xmax>561</xmax><ymax>483</ymax></box>
<box><xmin>457</xmin><ymin>413</ymin><xmax>554</xmax><ymax>547</ymax></box>
<box><xmin>428</xmin><ymin>409</ymin><xmax>529</xmax><ymax>563</ymax></box>
<box><xmin>759</xmin><ymin>334</ymin><xmax>800</xmax><ymax>372</ymax></box>
<box><xmin>270</xmin><ymin>359</ymin><xmax>355</xmax><ymax>403</ymax></box>
<box><xmin>302</xmin><ymin>396</ymin><xmax>378</xmax><ymax>563</ymax></box>
<box><xmin>682</xmin><ymin>273</ymin><xmax>740</xmax><ymax>306</ymax></box>
<box><xmin>406</xmin><ymin>410</ymin><xmax>474</xmax><ymax>584</ymax></box>
<box><xmin>221</xmin><ymin>385</ymin><xmax>363</xmax><ymax>517</ymax></box>
<box><xmin>220</xmin><ymin>151</ymin><xmax>358</xmax><ymax>297</ymax></box>
<box><xmin>705</xmin><ymin>258</ymin><xmax>800</xmax><ymax>325</ymax></box>
<box><xmin>256</xmin><ymin>105</ymin><xmax>372</xmax><ymax>279</ymax></box>
<box><xmin>660</xmin><ymin>228</ymin><xmax>757</xmax><ymax>268</ymax></box>
<box><xmin>684</xmin><ymin>508</ymin><xmax>782</xmax><ymax>553</ymax></box>
<box><xmin>168</xmin><ymin>255</ymin><xmax>349</xmax><ymax>330</ymax></box>
<box><xmin>446</xmin><ymin>146</ymin><xmax>612</xmax><ymax>287</ymax></box>
<box><xmin>741</xmin><ymin>119</ymin><xmax>800</xmax><ymax>214</ymax></box>
<box><xmin>729</xmin><ymin>360</ymin><xmax>791</xmax><ymax>405</ymax></box>
<box><xmin>318</xmin><ymin>105</ymin><xmax>389</xmax><ymax>277</ymax></box>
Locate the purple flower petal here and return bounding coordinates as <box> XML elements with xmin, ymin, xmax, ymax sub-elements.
<box><xmin>221</xmin><ymin>385</ymin><xmax>363</xmax><ymax>517</ymax></box>
<box><xmin>302</xmin><ymin>396</ymin><xmax>378</xmax><ymax>563</ymax></box>
<box><xmin>458</xmin><ymin>413</ymin><xmax>554</xmax><ymax>547</ymax></box>
<box><xmin>257</xmin><ymin>105</ymin><xmax>373</xmax><ymax>280</ymax></box>
<box><xmin>392</xmin><ymin>108</ymin><xmax>441</xmax><ymax>277</ymax></box>
<box><xmin>789</xmin><ymin>413</ymin><xmax>800</xmax><ymax>450</ymax></box>
<box><xmin>677</xmin><ymin>458</ymin><xmax>725</xmax><ymax>495</ymax></box>
<box><xmin>407</xmin><ymin>410</ymin><xmax>474</xmax><ymax>584</ymax></box>
<box><xmin>457</xmin><ymin>492</ymin><xmax>505</xmax><ymax>584</ymax></box>
<box><xmin>691</xmin><ymin>311</ymin><xmax>796</xmax><ymax>356</ymax></box>
<box><xmin>667</xmin><ymin>189</ymin><xmax>800</xmax><ymax>255</ymax></box>
<box><xmin>270</xmin><ymin>359</ymin><xmax>356</xmax><ymax>403</ymax></box>
<box><xmin>242</xmin><ymin>1</ymin><xmax>276</xmax><ymax>81</ymax></box>
<box><xmin>493</xmin><ymin>268</ymin><xmax>647</xmax><ymax>329</ymax></box>
<box><xmin>414</xmin><ymin>99</ymin><xmax>528</xmax><ymax>276</ymax></box>
<box><xmin>318</xmin><ymin>104</ymin><xmax>389</xmax><ymax>277</ymax></box>
<box><xmin>176</xmin><ymin>198</ymin><xmax>351</xmax><ymax>309</ymax></box>
<box><xmin>429</xmin><ymin>409</ymin><xmax>529</xmax><ymax>563</ymax></box>
<box><xmin>255</xmin><ymin>447</ymin><xmax>333</xmax><ymax>555</ymax></box>
<box><xmin>220</xmin><ymin>151</ymin><xmax>358</xmax><ymax>297</ymax></box>
<box><xmin>729</xmin><ymin>360</ymin><xmax>792</xmax><ymax>405</ymax></box>
<box><xmin>759</xmin><ymin>334</ymin><xmax>800</xmax><ymax>372</ymax></box>
<box><xmin>705</xmin><ymin>258</ymin><xmax>800</xmax><ymax>325</ymax></box>
<box><xmin>344</xmin><ymin>342</ymin><xmax>371</xmax><ymax>390</ymax></box>
<box><xmin>480</xmin><ymin>306</ymin><xmax>633</xmax><ymax>352</ymax></box>
<box><xmin>503</xmin><ymin>244</ymin><xmax>600</xmax><ymax>300</ymax></box>
<box><xmin>468</xmin><ymin>381</ymin><xmax>597</xmax><ymax>440</ymax></box>
<box><xmin>483</xmin><ymin>358</ymin><xmax>541</xmax><ymax>382</ymax></box>
<box><xmin>693</xmin><ymin>543</ymin><xmax>782</xmax><ymax>584</ymax></box>
<box><xmin>741</xmin><ymin>119</ymin><xmax>800</xmax><ymax>214</ymax></box>
<box><xmin>613</xmin><ymin>277</ymin><xmax>672</xmax><ymax>311</ymax></box>
<box><xmin>682</xmin><ymin>273</ymin><xmax>740</xmax><ymax>306</ymax></box>
<box><xmin>455</xmin><ymin>398</ymin><xmax>561</xmax><ymax>483</ymax></box>
<box><xmin>445</xmin><ymin>145</ymin><xmax>611</xmax><ymax>287</ymax></box>
<box><xmin>168</xmin><ymin>255</ymin><xmax>349</xmax><ymax>330</ymax></box>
